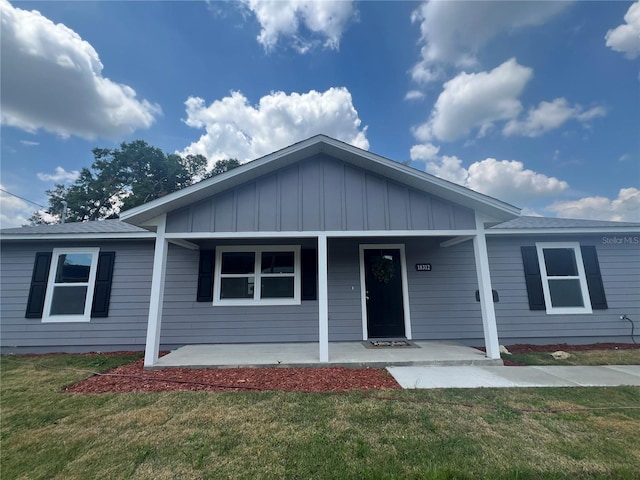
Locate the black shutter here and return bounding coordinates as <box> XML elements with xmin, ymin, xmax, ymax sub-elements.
<box><xmin>521</xmin><ymin>246</ymin><xmax>546</xmax><ymax>310</ymax></box>
<box><xmin>581</xmin><ymin>246</ymin><xmax>608</xmax><ymax>310</ymax></box>
<box><xmin>91</xmin><ymin>252</ymin><xmax>116</xmax><ymax>317</ymax></box>
<box><xmin>197</xmin><ymin>250</ymin><xmax>215</xmax><ymax>302</ymax></box>
<box><xmin>301</xmin><ymin>248</ymin><xmax>317</xmax><ymax>301</ymax></box>
<box><xmin>25</xmin><ymin>252</ymin><xmax>52</xmax><ymax>318</ymax></box>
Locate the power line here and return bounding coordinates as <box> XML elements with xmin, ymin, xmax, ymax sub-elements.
<box><xmin>0</xmin><ymin>187</ymin><xmax>47</xmax><ymax>209</ymax></box>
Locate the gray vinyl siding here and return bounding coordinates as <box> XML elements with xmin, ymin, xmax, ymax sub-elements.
<box><xmin>488</xmin><ymin>235</ymin><xmax>640</xmax><ymax>344</ymax></box>
<box><xmin>405</xmin><ymin>238</ymin><xmax>483</xmax><ymax>341</ymax></box>
<box><xmin>159</xmin><ymin>244</ymin><xmax>319</xmax><ymax>345</ymax></box>
<box><xmin>327</xmin><ymin>239</ymin><xmax>363</xmax><ymax>341</ymax></box>
<box><xmin>0</xmin><ymin>240</ymin><xmax>153</xmax><ymax>352</ymax></box>
<box><xmin>166</xmin><ymin>154</ymin><xmax>476</xmax><ymax>234</ymax></box>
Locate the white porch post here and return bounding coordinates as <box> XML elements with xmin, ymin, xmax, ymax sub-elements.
<box><xmin>473</xmin><ymin>214</ymin><xmax>501</xmax><ymax>359</ymax></box>
<box><xmin>144</xmin><ymin>214</ymin><xmax>169</xmax><ymax>367</ymax></box>
<box><xmin>318</xmin><ymin>234</ymin><xmax>329</xmax><ymax>362</ymax></box>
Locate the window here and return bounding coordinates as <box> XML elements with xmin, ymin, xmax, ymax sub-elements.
<box><xmin>535</xmin><ymin>242</ymin><xmax>592</xmax><ymax>314</ymax></box>
<box><xmin>42</xmin><ymin>248</ymin><xmax>100</xmax><ymax>322</ymax></box>
<box><xmin>214</xmin><ymin>246</ymin><xmax>301</xmax><ymax>305</ymax></box>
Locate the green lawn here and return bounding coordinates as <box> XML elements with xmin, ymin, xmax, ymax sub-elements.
<box><xmin>506</xmin><ymin>348</ymin><xmax>640</xmax><ymax>366</ymax></box>
<box><xmin>2</xmin><ymin>354</ymin><xmax>639</xmax><ymax>479</ymax></box>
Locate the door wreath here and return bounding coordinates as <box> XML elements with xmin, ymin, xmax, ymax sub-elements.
<box><xmin>372</xmin><ymin>256</ymin><xmax>395</xmax><ymax>283</ymax></box>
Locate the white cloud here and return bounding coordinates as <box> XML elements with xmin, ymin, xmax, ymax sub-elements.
<box><xmin>424</xmin><ymin>155</ymin><xmax>469</xmax><ymax>186</ymax></box>
<box><xmin>0</xmin><ymin>0</ymin><xmax>161</xmax><ymax>139</ymax></box>
<box><xmin>404</xmin><ymin>90</ymin><xmax>425</xmax><ymax>101</ymax></box>
<box><xmin>410</xmin><ymin>60</ymin><xmax>442</xmax><ymax>85</ymax></box>
<box><xmin>547</xmin><ymin>188</ymin><xmax>640</xmax><ymax>222</ymax></box>
<box><xmin>410</xmin><ymin>1</ymin><xmax>570</xmax><ymax>83</ymax></box>
<box><xmin>180</xmin><ymin>87</ymin><xmax>369</xmax><ymax>166</ymax></box>
<box><xmin>466</xmin><ymin>158</ymin><xmax>569</xmax><ymax>204</ymax></box>
<box><xmin>0</xmin><ymin>184</ymin><xmax>39</xmax><ymax>228</ymax></box>
<box><xmin>409</xmin><ymin>142</ymin><xmax>440</xmax><ymax>161</ymax></box>
<box><xmin>241</xmin><ymin>0</ymin><xmax>355</xmax><ymax>52</ymax></box>
<box><xmin>413</xmin><ymin>58</ymin><xmax>532</xmax><ymax>142</ymax></box>
<box><xmin>605</xmin><ymin>1</ymin><xmax>640</xmax><ymax>59</ymax></box>
<box><xmin>36</xmin><ymin>166</ymin><xmax>80</xmax><ymax>183</ymax></box>
<box><xmin>503</xmin><ymin>98</ymin><xmax>606</xmax><ymax>137</ymax></box>
<box><xmin>423</xmin><ymin>155</ymin><xmax>569</xmax><ymax>205</ymax></box>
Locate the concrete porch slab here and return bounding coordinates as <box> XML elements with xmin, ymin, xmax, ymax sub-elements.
<box><xmin>149</xmin><ymin>341</ymin><xmax>501</xmax><ymax>369</ymax></box>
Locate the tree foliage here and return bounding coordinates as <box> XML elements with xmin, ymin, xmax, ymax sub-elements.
<box><xmin>31</xmin><ymin>140</ymin><xmax>240</xmax><ymax>224</ymax></box>
<box><xmin>207</xmin><ymin>158</ymin><xmax>241</xmax><ymax>178</ymax></box>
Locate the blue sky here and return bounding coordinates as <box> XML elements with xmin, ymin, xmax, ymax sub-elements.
<box><xmin>1</xmin><ymin>0</ymin><xmax>639</xmax><ymax>227</ymax></box>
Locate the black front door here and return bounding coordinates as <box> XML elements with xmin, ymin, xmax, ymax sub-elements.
<box><xmin>363</xmin><ymin>248</ymin><xmax>405</xmax><ymax>338</ymax></box>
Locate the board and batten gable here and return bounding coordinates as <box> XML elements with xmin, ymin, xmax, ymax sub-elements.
<box><xmin>487</xmin><ymin>235</ymin><xmax>640</xmax><ymax>344</ymax></box>
<box><xmin>165</xmin><ymin>154</ymin><xmax>476</xmax><ymax>234</ymax></box>
<box><xmin>0</xmin><ymin>240</ymin><xmax>154</xmax><ymax>353</ymax></box>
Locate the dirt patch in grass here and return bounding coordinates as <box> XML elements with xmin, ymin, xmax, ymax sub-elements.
<box><xmin>65</xmin><ymin>358</ymin><xmax>401</xmax><ymax>394</ymax></box>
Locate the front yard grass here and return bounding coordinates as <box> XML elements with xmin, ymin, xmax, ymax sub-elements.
<box><xmin>506</xmin><ymin>348</ymin><xmax>640</xmax><ymax>366</ymax></box>
<box><xmin>2</xmin><ymin>353</ymin><xmax>639</xmax><ymax>479</ymax></box>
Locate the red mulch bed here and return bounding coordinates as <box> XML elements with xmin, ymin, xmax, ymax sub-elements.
<box><xmin>62</xmin><ymin>343</ymin><xmax>638</xmax><ymax>393</ymax></box>
<box><xmin>64</xmin><ymin>358</ymin><xmax>401</xmax><ymax>394</ymax></box>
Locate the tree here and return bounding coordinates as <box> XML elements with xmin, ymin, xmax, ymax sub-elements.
<box><xmin>31</xmin><ymin>141</ymin><xmax>240</xmax><ymax>224</ymax></box>
<box><xmin>206</xmin><ymin>158</ymin><xmax>241</xmax><ymax>178</ymax></box>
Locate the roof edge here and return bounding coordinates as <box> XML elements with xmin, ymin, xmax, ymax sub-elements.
<box><xmin>487</xmin><ymin>227</ymin><xmax>640</xmax><ymax>235</ymax></box>
<box><xmin>0</xmin><ymin>232</ymin><xmax>156</xmax><ymax>241</ymax></box>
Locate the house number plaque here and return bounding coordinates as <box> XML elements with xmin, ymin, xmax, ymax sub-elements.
<box><xmin>415</xmin><ymin>263</ymin><xmax>432</xmax><ymax>271</ymax></box>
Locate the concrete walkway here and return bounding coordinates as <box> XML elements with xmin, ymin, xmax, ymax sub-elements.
<box><xmin>387</xmin><ymin>365</ymin><xmax>640</xmax><ymax>389</ymax></box>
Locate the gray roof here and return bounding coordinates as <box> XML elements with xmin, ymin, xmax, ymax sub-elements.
<box><xmin>0</xmin><ymin>219</ymin><xmax>150</xmax><ymax>235</ymax></box>
<box><xmin>492</xmin><ymin>216</ymin><xmax>640</xmax><ymax>229</ymax></box>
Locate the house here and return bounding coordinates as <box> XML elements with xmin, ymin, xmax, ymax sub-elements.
<box><xmin>1</xmin><ymin>135</ymin><xmax>639</xmax><ymax>367</ymax></box>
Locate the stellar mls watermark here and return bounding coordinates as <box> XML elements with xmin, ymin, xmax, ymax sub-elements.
<box><xmin>602</xmin><ymin>236</ymin><xmax>639</xmax><ymax>245</ymax></box>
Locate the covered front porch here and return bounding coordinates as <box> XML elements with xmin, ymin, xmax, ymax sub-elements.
<box><xmin>147</xmin><ymin>341</ymin><xmax>502</xmax><ymax>369</ymax></box>
<box><xmin>143</xmin><ymin>221</ymin><xmax>502</xmax><ymax>367</ymax></box>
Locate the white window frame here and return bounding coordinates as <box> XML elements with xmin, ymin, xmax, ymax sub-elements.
<box><xmin>42</xmin><ymin>247</ymin><xmax>100</xmax><ymax>323</ymax></box>
<box><xmin>213</xmin><ymin>245</ymin><xmax>301</xmax><ymax>306</ymax></box>
<box><xmin>535</xmin><ymin>242</ymin><xmax>592</xmax><ymax>315</ymax></box>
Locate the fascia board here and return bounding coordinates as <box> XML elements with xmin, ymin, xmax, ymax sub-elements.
<box><xmin>487</xmin><ymin>227</ymin><xmax>640</xmax><ymax>235</ymax></box>
<box><xmin>163</xmin><ymin>229</ymin><xmax>480</xmax><ymax>239</ymax></box>
<box><xmin>0</xmin><ymin>232</ymin><xmax>156</xmax><ymax>241</ymax></box>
